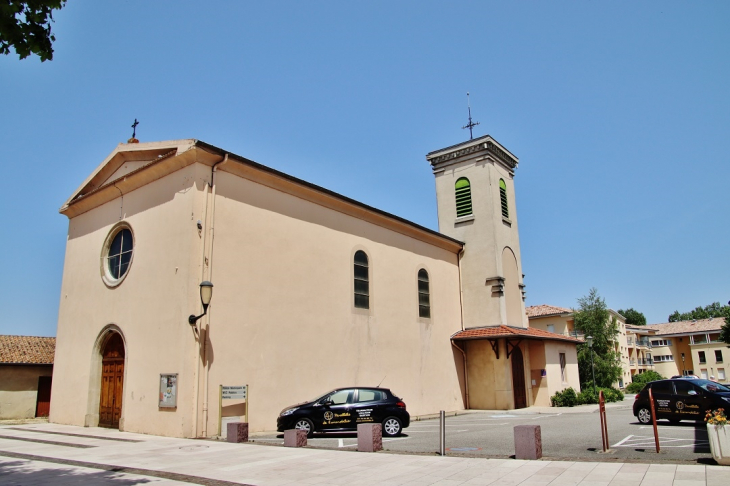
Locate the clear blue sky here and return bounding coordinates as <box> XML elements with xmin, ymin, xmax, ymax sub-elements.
<box><xmin>1</xmin><ymin>1</ymin><xmax>728</xmax><ymax>336</ymax></box>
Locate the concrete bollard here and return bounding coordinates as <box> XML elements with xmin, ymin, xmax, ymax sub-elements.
<box><xmin>357</xmin><ymin>423</ymin><xmax>382</xmax><ymax>452</ymax></box>
<box><xmin>514</xmin><ymin>425</ymin><xmax>542</xmax><ymax>460</ymax></box>
<box><xmin>283</xmin><ymin>429</ymin><xmax>308</xmax><ymax>447</ymax></box>
<box><xmin>226</xmin><ymin>422</ymin><xmax>249</xmax><ymax>443</ymax></box>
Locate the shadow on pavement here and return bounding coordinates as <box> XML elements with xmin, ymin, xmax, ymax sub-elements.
<box><xmin>0</xmin><ymin>459</ymin><xmax>154</xmax><ymax>485</ymax></box>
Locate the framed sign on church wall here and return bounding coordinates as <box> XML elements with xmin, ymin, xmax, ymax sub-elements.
<box><xmin>159</xmin><ymin>374</ymin><xmax>178</xmax><ymax>409</ymax></box>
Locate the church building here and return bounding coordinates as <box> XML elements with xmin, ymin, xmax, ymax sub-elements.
<box><xmin>50</xmin><ymin>135</ymin><xmax>580</xmax><ymax>438</ymax></box>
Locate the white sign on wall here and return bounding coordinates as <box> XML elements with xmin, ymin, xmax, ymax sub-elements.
<box><xmin>222</xmin><ymin>385</ymin><xmax>247</xmax><ymax>399</ymax></box>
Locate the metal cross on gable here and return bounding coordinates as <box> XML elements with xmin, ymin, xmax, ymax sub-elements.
<box><xmin>461</xmin><ymin>92</ymin><xmax>480</xmax><ymax>140</ymax></box>
<box><xmin>131</xmin><ymin>119</ymin><xmax>139</xmax><ymax>139</ymax></box>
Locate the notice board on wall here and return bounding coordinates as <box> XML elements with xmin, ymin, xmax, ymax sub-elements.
<box><xmin>159</xmin><ymin>373</ymin><xmax>178</xmax><ymax>408</ymax></box>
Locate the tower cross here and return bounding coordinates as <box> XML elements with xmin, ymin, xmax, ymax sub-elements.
<box><xmin>461</xmin><ymin>93</ymin><xmax>480</xmax><ymax>140</ymax></box>
<box><xmin>131</xmin><ymin>119</ymin><xmax>139</xmax><ymax>139</ymax></box>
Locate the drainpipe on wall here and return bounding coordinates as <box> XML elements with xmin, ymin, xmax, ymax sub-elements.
<box><xmin>200</xmin><ymin>154</ymin><xmax>229</xmax><ymax>438</ymax></box>
<box><xmin>455</xmin><ymin>247</ymin><xmax>468</xmax><ymax>408</ymax></box>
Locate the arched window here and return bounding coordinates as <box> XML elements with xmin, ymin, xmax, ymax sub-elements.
<box><xmin>455</xmin><ymin>178</ymin><xmax>472</xmax><ymax>217</ymax></box>
<box><xmin>499</xmin><ymin>179</ymin><xmax>509</xmax><ymax>218</ymax></box>
<box><xmin>354</xmin><ymin>250</ymin><xmax>369</xmax><ymax>309</ymax></box>
<box><xmin>417</xmin><ymin>269</ymin><xmax>430</xmax><ymax>318</ymax></box>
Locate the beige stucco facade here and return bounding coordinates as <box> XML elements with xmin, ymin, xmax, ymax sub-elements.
<box><xmin>0</xmin><ymin>365</ymin><xmax>52</xmax><ymax>419</ymax></box>
<box><xmin>51</xmin><ymin>136</ymin><xmax>579</xmax><ymax>438</ymax></box>
<box><xmin>626</xmin><ymin>319</ymin><xmax>728</xmax><ymax>383</ymax></box>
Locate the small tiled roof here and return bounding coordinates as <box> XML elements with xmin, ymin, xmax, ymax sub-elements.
<box><xmin>525</xmin><ymin>305</ymin><xmax>573</xmax><ymax>318</ymax></box>
<box><xmin>451</xmin><ymin>325</ymin><xmax>582</xmax><ymax>344</ymax></box>
<box><xmin>644</xmin><ymin>318</ymin><xmax>726</xmax><ymax>336</ymax></box>
<box><xmin>0</xmin><ymin>335</ymin><xmax>56</xmax><ymax>365</ymax></box>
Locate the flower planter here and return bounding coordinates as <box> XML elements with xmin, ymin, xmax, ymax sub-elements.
<box><xmin>707</xmin><ymin>424</ymin><xmax>730</xmax><ymax>465</ymax></box>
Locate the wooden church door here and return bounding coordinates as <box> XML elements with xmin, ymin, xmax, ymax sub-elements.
<box><xmin>511</xmin><ymin>346</ymin><xmax>527</xmax><ymax>409</ymax></box>
<box><xmin>99</xmin><ymin>333</ymin><xmax>125</xmax><ymax>428</ymax></box>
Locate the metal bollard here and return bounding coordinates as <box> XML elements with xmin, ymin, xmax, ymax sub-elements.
<box><xmin>439</xmin><ymin>410</ymin><xmax>445</xmax><ymax>456</ymax></box>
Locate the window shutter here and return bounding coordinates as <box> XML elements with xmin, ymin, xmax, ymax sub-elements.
<box><xmin>455</xmin><ymin>178</ymin><xmax>472</xmax><ymax>217</ymax></box>
<box><xmin>499</xmin><ymin>179</ymin><xmax>509</xmax><ymax>218</ymax></box>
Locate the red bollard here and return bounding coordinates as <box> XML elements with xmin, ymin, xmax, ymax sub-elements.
<box><xmin>648</xmin><ymin>388</ymin><xmax>660</xmax><ymax>453</ymax></box>
<box><xmin>599</xmin><ymin>391</ymin><xmax>609</xmax><ymax>452</ymax></box>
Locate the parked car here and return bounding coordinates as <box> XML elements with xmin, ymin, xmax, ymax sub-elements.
<box><xmin>277</xmin><ymin>387</ymin><xmax>410</xmax><ymax>437</ymax></box>
<box><xmin>633</xmin><ymin>378</ymin><xmax>730</xmax><ymax>424</ymax></box>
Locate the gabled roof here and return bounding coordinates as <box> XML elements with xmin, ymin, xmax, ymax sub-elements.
<box><xmin>0</xmin><ymin>335</ymin><xmax>55</xmax><ymax>365</ymax></box>
<box><xmin>526</xmin><ymin>304</ymin><xmax>572</xmax><ymax>318</ymax></box>
<box><xmin>61</xmin><ymin>139</ymin><xmax>196</xmax><ymax>212</ymax></box>
<box><xmin>60</xmin><ymin>139</ymin><xmax>464</xmax><ymax>253</ymax></box>
<box><xmin>451</xmin><ymin>325</ymin><xmax>582</xmax><ymax>344</ymax></box>
<box><xmin>644</xmin><ymin>318</ymin><xmax>726</xmax><ymax>336</ymax></box>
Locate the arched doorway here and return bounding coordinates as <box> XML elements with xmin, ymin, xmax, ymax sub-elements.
<box><xmin>99</xmin><ymin>332</ymin><xmax>125</xmax><ymax>428</ymax></box>
<box><xmin>511</xmin><ymin>346</ymin><xmax>527</xmax><ymax>409</ymax></box>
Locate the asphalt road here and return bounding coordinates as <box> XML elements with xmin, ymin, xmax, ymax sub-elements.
<box><xmin>251</xmin><ymin>407</ymin><xmax>712</xmax><ymax>464</ymax></box>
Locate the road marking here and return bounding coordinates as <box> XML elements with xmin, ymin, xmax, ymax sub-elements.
<box><xmin>612</xmin><ymin>435</ymin><xmax>634</xmax><ymax>447</ymax></box>
<box><xmin>409</xmin><ymin>423</ymin><xmax>508</xmax><ymax>427</ymax></box>
<box><xmin>612</xmin><ymin>434</ymin><xmax>708</xmax><ymax>449</ymax></box>
<box><xmin>338</xmin><ymin>439</ymin><xmax>344</xmax><ymax>448</ymax></box>
<box><xmin>638</xmin><ymin>426</ymin><xmax>699</xmax><ymax>431</ymax></box>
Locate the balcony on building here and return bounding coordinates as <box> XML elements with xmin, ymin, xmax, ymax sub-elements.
<box><xmin>636</xmin><ymin>338</ymin><xmax>652</xmax><ymax>348</ymax></box>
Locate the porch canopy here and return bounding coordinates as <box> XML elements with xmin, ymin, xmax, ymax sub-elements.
<box><xmin>451</xmin><ymin>325</ymin><xmax>582</xmax><ymax>359</ymax></box>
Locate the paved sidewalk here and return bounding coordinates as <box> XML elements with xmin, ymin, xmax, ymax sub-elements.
<box><xmin>1</xmin><ymin>422</ymin><xmax>728</xmax><ymax>485</ymax></box>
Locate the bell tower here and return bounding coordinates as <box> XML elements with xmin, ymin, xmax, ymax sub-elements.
<box><xmin>427</xmin><ymin>136</ymin><xmax>527</xmax><ymax>329</ymax></box>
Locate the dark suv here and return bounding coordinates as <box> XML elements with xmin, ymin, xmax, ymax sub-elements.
<box><xmin>277</xmin><ymin>387</ymin><xmax>410</xmax><ymax>437</ymax></box>
<box><xmin>633</xmin><ymin>378</ymin><xmax>730</xmax><ymax>424</ymax></box>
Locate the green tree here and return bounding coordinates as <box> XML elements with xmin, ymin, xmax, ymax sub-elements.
<box><xmin>625</xmin><ymin>370</ymin><xmax>664</xmax><ymax>393</ymax></box>
<box><xmin>573</xmin><ymin>288</ymin><xmax>623</xmax><ymax>388</ymax></box>
<box><xmin>0</xmin><ymin>0</ymin><xmax>66</xmax><ymax>61</ymax></box>
<box><xmin>617</xmin><ymin>307</ymin><xmax>647</xmax><ymax>326</ymax></box>
<box><xmin>668</xmin><ymin>301</ymin><xmax>730</xmax><ymax>322</ymax></box>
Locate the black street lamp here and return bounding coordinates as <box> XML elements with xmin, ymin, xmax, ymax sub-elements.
<box><xmin>681</xmin><ymin>353</ymin><xmax>686</xmax><ymax>376</ymax></box>
<box><xmin>189</xmin><ymin>281</ymin><xmax>214</xmax><ymax>325</ymax></box>
<box><xmin>586</xmin><ymin>335</ymin><xmax>596</xmax><ymax>389</ymax></box>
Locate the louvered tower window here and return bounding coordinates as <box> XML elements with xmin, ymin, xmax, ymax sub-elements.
<box><xmin>499</xmin><ymin>179</ymin><xmax>509</xmax><ymax>219</ymax></box>
<box><xmin>354</xmin><ymin>250</ymin><xmax>369</xmax><ymax>309</ymax></box>
<box><xmin>417</xmin><ymin>269</ymin><xmax>431</xmax><ymax>318</ymax></box>
<box><xmin>455</xmin><ymin>178</ymin><xmax>472</xmax><ymax>217</ymax></box>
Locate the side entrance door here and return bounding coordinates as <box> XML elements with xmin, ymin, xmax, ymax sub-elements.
<box><xmin>511</xmin><ymin>346</ymin><xmax>527</xmax><ymax>409</ymax></box>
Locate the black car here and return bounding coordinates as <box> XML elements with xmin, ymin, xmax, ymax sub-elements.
<box><xmin>633</xmin><ymin>378</ymin><xmax>730</xmax><ymax>424</ymax></box>
<box><xmin>277</xmin><ymin>387</ymin><xmax>410</xmax><ymax>437</ymax></box>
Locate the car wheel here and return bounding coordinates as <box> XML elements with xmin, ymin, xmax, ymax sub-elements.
<box><xmin>294</xmin><ymin>418</ymin><xmax>315</xmax><ymax>438</ymax></box>
<box><xmin>382</xmin><ymin>417</ymin><xmax>402</xmax><ymax>437</ymax></box>
<box><xmin>637</xmin><ymin>407</ymin><xmax>652</xmax><ymax>424</ymax></box>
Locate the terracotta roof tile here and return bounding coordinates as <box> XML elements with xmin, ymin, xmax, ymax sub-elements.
<box><xmin>525</xmin><ymin>304</ymin><xmax>573</xmax><ymax>318</ymax></box>
<box><xmin>451</xmin><ymin>325</ymin><xmax>582</xmax><ymax>343</ymax></box>
<box><xmin>644</xmin><ymin>318</ymin><xmax>726</xmax><ymax>336</ymax></box>
<box><xmin>0</xmin><ymin>335</ymin><xmax>56</xmax><ymax>365</ymax></box>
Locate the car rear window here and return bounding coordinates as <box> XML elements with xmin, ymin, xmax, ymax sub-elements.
<box><xmin>357</xmin><ymin>389</ymin><xmax>385</xmax><ymax>402</ymax></box>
